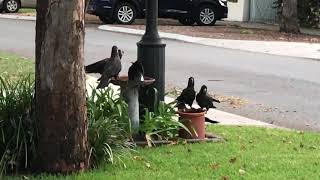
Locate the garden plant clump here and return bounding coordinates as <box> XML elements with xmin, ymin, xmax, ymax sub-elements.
<box><xmin>139</xmin><ymin>101</ymin><xmax>191</xmax><ymax>146</ymax></box>
<box><xmin>0</xmin><ymin>76</ymin><xmax>133</xmax><ymax>175</ymax></box>
<box><xmin>0</xmin><ymin>74</ymin><xmax>187</xmax><ymax>175</ymax></box>
<box><xmin>0</xmin><ymin>75</ymin><xmax>135</xmax><ymax>175</ymax></box>
<box><xmin>0</xmin><ymin>75</ymin><xmax>36</xmax><ymax>175</ymax></box>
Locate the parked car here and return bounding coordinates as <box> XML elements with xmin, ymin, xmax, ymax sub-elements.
<box><xmin>0</xmin><ymin>0</ymin><xmax>36</xmax><ymax>13</ymax></box>
<box><xmin>87</xmin><ymin>0</ymin><xmax>228</xmax><ymax>26</ymax></box>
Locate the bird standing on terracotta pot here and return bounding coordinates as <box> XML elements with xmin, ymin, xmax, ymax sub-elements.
<box><xmin>196</xmin><ymin>85</ymin><xmax>220</xmax><ymax>110</ymax></box>
<box><xmin>176</xmin><ymin>77</ymin><xmax>196</xmax><ymax>110</ymax></box>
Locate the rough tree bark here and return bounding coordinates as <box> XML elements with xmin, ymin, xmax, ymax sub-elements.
<box><xmin>280</xmin><ymin>0</ymin><xmax>300</xmax><ymax>33</ymax></box>
<box><xmin>35</xmin><ymin>0</ymin><xmax>89</xmax><ymax>173</ymax></box>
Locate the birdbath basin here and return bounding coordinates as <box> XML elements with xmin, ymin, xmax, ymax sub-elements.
<box><xmin>110</xmin><ymin>76</ymin><xmax>155</xmax><ymax>131</ymax></box>
<box><xmin>110</xmin><ymin>76</ymin><xmax>155</xmax><ymax>87</ymax></box>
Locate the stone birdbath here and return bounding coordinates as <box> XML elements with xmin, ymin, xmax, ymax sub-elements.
<box><xmin>110</xmin><ymin>76</ymin><xmax>155</xmax><ymax>131</ymax></box>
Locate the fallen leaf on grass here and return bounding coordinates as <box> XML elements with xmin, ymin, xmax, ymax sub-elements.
<box><xmin>239</xmin><ymin>169</ymin><xmax>246</xmax><ymax>175</ymax></box>
<box><xmin>221</xmin><ymin>176</ymin><xmax>230</xmax><ymax>180</ymax></box>
<box><xmin>166</xmin><ymin>151</ymin><xmax>173</xmax><ymax>155</ymax></box>
<box><xmin>297</xmin><ymin>131</ymin><xmax>304</xmax><ymax>134</ymax></box>
<box><xmin>300</xmin><ymin>143</ymin><xmax>304</xmax><ymax>148</ymax></box>
<box><xmin>229</xmin><ymin>157</ymin><xmax>237</xmax><ymax>164</ymax></box>
<box><xmin>309</xmin><ymin>146</ymin><xmax>317</xmax><ymax>150</ymax></box>
<box><xmin>133</xmin><ymin>156</ymin><xmax>143</xmax><ymax>161</ymax></box>
<box><xmin>21</xmin><ymin>176</ymin><xmax>29</xmax><ymax>180</ymax></box>
<box><xmin>145</xmin><ymin>162</ymin><xmax>151</xmax><ymax>168</ymax></box>
<box><xmin>240</xmin><ymin>144</ymin><xmax>246</xmax><ymax>150</ymax></box>
<box><xmin>210</xmin><ymin>163</ymin><xmax>220</xmax><ymax>170</ymax></box>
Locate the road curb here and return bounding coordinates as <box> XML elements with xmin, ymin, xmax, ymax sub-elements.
<box><xmin>0</xmin><ymin>14</ymin><xmax>36</xmax><ymax>21</ymax></box>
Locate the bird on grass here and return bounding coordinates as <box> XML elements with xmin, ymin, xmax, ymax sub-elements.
<box><xmin>97</xmin><ymin>46</ymin><xmax>122</xmax><ymax>89</ymax></box>
<box><xmin>176</xmin><ymin>77</ymin><xmax>196</xmax><ymax>109</ymax></box>
<box><xmin>85</xmin><ymin>47</ymin><xmax>124</xmax><ymax>75</ymax></box>
<box><xmin>196</xmin><ymin>85</ymin><xmax>220</xmax><ymax>110</ymax></box>
<box><xmin>128</xmin><ymin>60</ymin><xmax>144</xmax><ymax>82</ymax></box>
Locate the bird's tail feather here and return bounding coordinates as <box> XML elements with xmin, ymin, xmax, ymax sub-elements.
<box><xmin>97</xmin><ymin>79</ymin><xmax>110</xmax><ymax>89</ymax></box>
<box><xmin>85</xmin><ymin>62</ymin><xmax>101</xmax><ymax>73</ymax></box>
<box><xmin>205</xmin><ymin>117</ymin><xmax>219</xmax><ymax>124</ymax></box>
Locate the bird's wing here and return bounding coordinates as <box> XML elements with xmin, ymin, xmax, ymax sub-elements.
<box><xmin>102</xmin><ymin>59</ymin><xmax>116</xmax><ymax>77</ymax></box>
<box><xmin>176</xmin><ymin>89</ymin><xmax>188</xmax><ymax>102</ymax></box>
<box><xmin>205</xmin><ymin>96</ymin><xmax>216</xmax><ymax>108</ymax></box>
<box><xmin>185</xmin><ymin>88</ymin><xmax>196</xmax><ymax>106</ymax></box>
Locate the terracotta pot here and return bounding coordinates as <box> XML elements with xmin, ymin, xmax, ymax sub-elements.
<box><xmin>178</xmin><ymin>109</ymin><xmax>206</xmax><ymax>139</ymax></box>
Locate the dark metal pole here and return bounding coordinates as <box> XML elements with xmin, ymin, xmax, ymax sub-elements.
<box><xmin>137</xmin><ymin>0</ymin><xmax>166</xmax><ymax>102</ymax></box>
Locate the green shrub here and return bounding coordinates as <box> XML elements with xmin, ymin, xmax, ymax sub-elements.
<box><xmin>0</xmin><ymin>75</ymin><xmax>36</xmax><ymax>175</ymax></box>
<box><xmin>86</xmin><ymin>87</ymin><xmax>134</xmax><ymax>167</ymax></box>
<box><xmin>140</xmin><ymin>101</ymin><xmax>190</xmax><ymax>146</ymax></box>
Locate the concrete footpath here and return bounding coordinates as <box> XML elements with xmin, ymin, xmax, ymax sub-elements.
<box><xmin>86</xmin><ymin>75</ymin><xmax>278</xmax><ymax>129</ymax></box>
<box><xmin>99</xmin><ymin>25</ymin><xmax>320</xmax><ymax>60</ymax></box>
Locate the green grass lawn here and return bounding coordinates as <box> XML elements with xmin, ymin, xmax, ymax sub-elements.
<box><xmin>18</xmin><ymin>8</ymin><xmax>36</xmax><ymax>14</ymax></box>
<box><xmin>4</xmin><ymin>126</ymin><xmax>320</xmax><ymax>180</ymax></box>
<box><xmin>0</xmin><ymin>52</ymin><xmax>34</xmax><ymax>79</ymax></box>
<box><xmin>1</xmin><ymin>52</ymin><xmax>320</xmax><ymax>179</ymax></box>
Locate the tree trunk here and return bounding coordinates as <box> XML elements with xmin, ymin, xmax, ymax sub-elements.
<box><xmin>280</xmin><ymin>0</ymin><xmax>300</xmax><ymax>33</ymax></box>
<box><xmin>35</xmin><ymin>0</ymin><xmax>89</xmax><ymax>173</ymax></box>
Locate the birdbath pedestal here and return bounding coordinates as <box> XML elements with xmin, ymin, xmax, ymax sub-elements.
<box><xmin>111</xmin><ymin>76</ymin><xmax>155</xmax><ymax>131</ymax></box>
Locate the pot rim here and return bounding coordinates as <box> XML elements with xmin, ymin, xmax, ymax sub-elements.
<box><xmin>177</xmin><ymin>109</ymin><xmax>206</xmax><ymax>117</ymax></box>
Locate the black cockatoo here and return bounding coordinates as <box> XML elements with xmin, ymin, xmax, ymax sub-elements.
<box><xmin>85</xmin><ymin>46</ymin><xmax>124</xmax><ymax>75</ymax></box>
<box><xmin>196</xmin><ymin>85</ymin><xmax>220</xmax><ymax>110</ymax></box>
<box><xmin>118</xmin><ymin>49</ymin><xmax>124</xmax><ymax>59</ymax></box>
<box><xmin>176</xmin><ymin>77</ymin><xmax>196</xmax><ymax>109</ymax></box>
<box><xmin>128</xmin><ymin>60</ymin><xmax>144</xmax><ymax>82</ymax></box>
<box><xmin>97</xmin><ymin>46</ymin><xmax>122</xmax><ymax>89</ymax></box>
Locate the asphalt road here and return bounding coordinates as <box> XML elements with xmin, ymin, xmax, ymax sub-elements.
<box><xmin>0</xmin><ymin>18</ymin><xmax>319</xmax><ymax>131</ymax></box>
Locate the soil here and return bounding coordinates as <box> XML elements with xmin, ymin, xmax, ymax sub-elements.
<box><xmin>112</xmin><ymin>19</ymin><xmax>320</xmax><ymax>43</ymax></box>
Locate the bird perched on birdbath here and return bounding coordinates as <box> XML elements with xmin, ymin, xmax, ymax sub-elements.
<box><xmin>128</xmin><ymin>60</ymin><xmax>144</xmax><ymax>82</ymax></box>
<box><xmin>97</xmin><ymin>46</ymin><xmax>122</xmax><ymax>89</ymax></box>
<box><xmin>196</xmin><ymin>85</ymin><xmax>220</xmax><ymax>110</ymax></box>
<box><xmin>85</xmin><ymin>46</ymin><xmax>124</xmax><ymax>75</ymax></box>
<box><xmin>118</xmin><ymin>49</ymin><xmax>124</xmax><ymax>59</ymax></box>
<box><xmin>176</xmin><ymin>77</ymin><xmax>196</xmax><ymax>110</ymax></box>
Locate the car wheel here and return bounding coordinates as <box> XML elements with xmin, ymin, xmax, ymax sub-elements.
<box><xmin>99</xmin><ymin>16</ymin><xmax>115</xmax><ymax>24</ymax></box>
<box><xmin>178</xmin><ymin>18</ymin><xmax>195</xmax><ymax>26</ymax></box>
<box><xmin>115</xmin><ymin>3</ymin><xmax>136</xmax><ymax>25</ymax></box>
<box><xmin>4</xmin><ymin>0</ymin><xmax>20</xmax><ymax>13</ymax></box>
<box><xmin>196</xmin><ymin>5</ymin><xmax>216</xmax><ymax>26</ymax></box>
